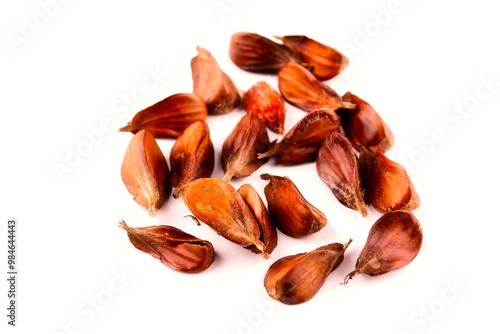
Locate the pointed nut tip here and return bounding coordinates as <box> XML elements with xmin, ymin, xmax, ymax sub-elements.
<box><xmin>339</xmin><ymin>55</ymin><xmax>350</xmax><ymax>72</ymax></box>
<box><xmin>118</xmin><ymin>125</ymin><xmax>129</xmax><ymax>133</ymax></box>
<box><xmin>148</xmin><ymin>206</ymin><xmax>157</xmax><ymax>217</ymax></box>
<box><xmin>118</xmin><ymin>220</ymin><xmax>132</xmax><ymax>233</ymax></box>
<box><xmin>222</xmin><ymin>171</ymin><xmax>234</xmax><ymax>183</ymax></box>
<box><xmin>254</xmin><ymin>241</ymin><xmax>267</xmax><ymax>258</ymax></box>
<box><xmin>173</xmin><ymin>185</ymin><xmax>186</xmax><ymax>199</ymax></box>
<box><xmin>344</xmin><ymin>238</ymin><xmax>353</xmax><ymax>250</ymax></box>
<box><xmin>360</xmin><ymin>206</ymin><xmax>368</xmax><ymax>218</ymax></box>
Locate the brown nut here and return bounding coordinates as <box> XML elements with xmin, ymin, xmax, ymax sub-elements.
<box><xmin>264</xmin><ymin>239</ymin><xmax>351</xmax><ymax>305</ymax></box>
<box><xmin>238</xmin><ymin>183</ymin><xmax>278</xmax><ymax>255</ymax></box>
<box><xmin>278</xmin><ymin>63</ymin><xmax>354</xmax><ymax>113</ymax></box>
<box><xmin>258</xmin><ymin>108</ymin><xmax>340</xmax><ymax>165</ymax></box>
<box><xmin>169</xmin><ymin>120</ymin><xmax>214</xmax><ymax>198</ymax></box>
<box><xmin>242</xmin><ymin>81</ymin><xmax>286</xmax><ymax>134</ymax></box>
<box><xmin>344</xmin><ymin>210</ymin><xmax>423</xmax><ymax>284</ymax></box>
<box><xmin>276</xmin><ymin>35</ymin><xmax>349</xmax><ymax>81</ymax></box>
<box><xmin>191</xmin><ymin>46</ymin><xmax>240</xmax><ymax>114</ymax></box>
<box><xmin>120</xmin><ymin>129</ymin><xmax>170</xmax><ymax>217</ymax></box>
<box><xmin>119</xmin><ymin>93</ymin><xmax>207</xmax><ymax>138</ymax></box>
<box><xmin>182</xmin><ymin>178</ymin><xmax>269</xmax><ymax>258</ymax></box>
<box><xmin>119</xmin><ymin>220</ymin><xmax>215</xmax><ymax>273</ymax></box>
<box><xmin>339</xmin><ymin>92</ymin><xmax>394</xmax><ymax>153</ymax></box>
<box><xmin>261</xmin><ymin>173</ymin><xmax>327</xmax><ymax>238</ymax></box>
<box><xmin>229</xmin><ymin>32</ymin><xmax>306</xmax><ymax>73</ymax></box>
<box><xmin>221</xmin><ymin>112</ymin><xmax>272</xmax><ymax>182</ymax></box>
<box><xmin>316</xmin><ymin>132</ymin><xmax>367</xmax><ymax>217</ymax></box>
<box><xmin>359</xmin><ymin>147</ymin><xmax>420</xmax><ymax>212</ymax></box>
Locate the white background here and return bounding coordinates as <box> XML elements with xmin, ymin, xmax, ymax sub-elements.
<box><xmin>1</xmin><ymin>0</ymin><xmax>500</xmax><ymax>333</ymax></box>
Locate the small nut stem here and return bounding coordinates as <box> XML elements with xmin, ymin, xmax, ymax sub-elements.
<box><xmin>343</xmin><ymin>238</ymin><xmax>353</xmax><ymax>251</ymax></box>
<box><xmin>184</xmin><ymin>215</ymin><xmax>201</xmax><ymax>226</ymax></box>
<box><xmin>342</xmin><ymin>269</ymin><xmax>358</xmax><ymax>286</ymax></box>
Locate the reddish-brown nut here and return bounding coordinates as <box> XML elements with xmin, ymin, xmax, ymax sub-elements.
<box><xmin>316</xmin><ymin>132</ymin><xmax>367</xmax><ymax>217</ymax></box>
<box><xmin>359</xmin><ymin>148</ymin><xmax>420</xmax><ymax>212</ymax></box>
<box><xmin>278</xmin><ymin>63</ymin><xmax>355</xmax><ymax>113</ymax></box>
<box><xmin>182</xmin><ymin>178</ymin><xmax>269</xmax><ymax>258</ymax></box>
<box><xmin>169</xmin><ymin>120</ymin><xmax>214</xmax><ymax>198</ymax></box>
<box><xmin>261</xmin><ymin>173</ymin><xmax>327</xmax><ymax>238</ymax></box>
<box><xmin>119</xmin><ymin>220</ymin><xmax>215</xmax><ymax>273</ymax></box>
<box><xmin>264</xmin><ymin>239</ymin><xmax>351</xmax><ymax>305</ymax></box>
<box><xmin>118</xmin><ymin>93</ymin><xmax>207</xmax><ymax>138</ymax></box>
<box><xmin>276</xmin><ymin>35</ymin><xmax>349</xmax><ymax>81</ymax></box>
<box><xmin>120</xmin><ymin>130</ymin><xmax>171</xmax><ymax>217</ymax></box>
<box><xmin>339</xmin><ymin>92</ymin><xmax>394</xmax><ymax>153</ymax></box>
<box><xmin>258</xmin><ymin>108</ymin><xmax>340</xmax><ymax>165</ymax></box>
<box><xmin>238</xmin><ymin>184</ymin><xmax>278</xmax><ymax>255</ymax></box>
<box><xmin>221</xmin><ymin>112</ymin><xmax>272</xmax><ymax>182</ymax></box>
<box><xmin>242</xmin><ymin>81</ymin><xmax>286</xmax><ymax>134</ymax></box>
<box><xmin>191</xmin><ymin>46</ymin><xmax>240</xmax><ymax>114</ymax></box>
<box><xmin>229</xmin><ymin>32</ymin><xmax>307</xmax><ymax>73</ymax></box>
<box><xmin>344</xmin><ymin>211</ymin><xmax>423</xmax><ymax>284</ymax></box>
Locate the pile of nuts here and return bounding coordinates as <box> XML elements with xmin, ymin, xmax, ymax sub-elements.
<box><xmin>117</xmin><ymin>32</ymin><xmax>423</xmax><ymax>305</ymax></box>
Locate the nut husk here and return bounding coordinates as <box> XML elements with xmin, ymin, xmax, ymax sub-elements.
<box><xmin>359</xmin><ymin>147</ymin><xmax>420</xmax><ymax>212</ymax></box>
<box><xmin>238</xmin><ymin>183</ymin><xmax>278</xmax><ymax>255</ymax></box>
<box><xmin>192</xmin><ymin>46</ymin><xmax>240</xmax><ymax>114</ymax></box>
<box><xmin>278</xmin><ymin>63</ymin><xmax>354</xmax><ymax>113</ymax></box>
<box><xmin>276</xmin><ymin>35</ymin><xmax>349</xmax><ymax>81</ymax></box>
<box><xmin>339</xmin><ymin>92</ymin><xmax>394</xmax><ymax>153</ymax></box>
<box><xmin>258</xmin><ymin>108</ymin><xmax>340</xmax><ymax>165</ymax></box>
<box><xmin>169</xmin><ymin>120</ymin><xmax>214</xmax><ymax>198</ymax></box>
<box><xmin>344</xmin><ymin>210</ymin><xmax>423</xmax><ymax>284</ymax></box>
<box><xmin>221</xmin><ymin>112</ymin><xmax>272</xmax><ymax>182</ymax></box>
<box><xmin>120</xmin><ymin>129</ymin><xmax>171</xmax><ymax>217</ymax></box>
<box><xmin>242</xmin><ymin>81</ymin><xmax>286</xmax><ymax>134</ymax></box>
<box><xmin>119</xmin><ymin>93</ymin><xmax>207</xmax><ymax>138</ymax></box>
<box><xmin>261</xmin><ymin>173</ymin><xmax>327</xmax><ymax>238</ymax></box>
<box><xmin>182</xmin><ymin>178</ymin><xmax>269</xmax><ymax>258</ymax></box>
<box><xmin>316</xmin><ymin>132</ymin><xmax>367</xmax><ymax>217</ymax></box>
<box><xmin>229</xmin><ymin>32</ymin><xmax>306</xmax><ymax>73</ymax></box>
<box><xmin>264</xmin><ymin>239</ymin><xmax>351</xmax><ymax>305</ymax></box>
<box><xmin>119</xmin><ymin>220</ymin><xmax>215</xmax><ymax>273</ymax></box>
